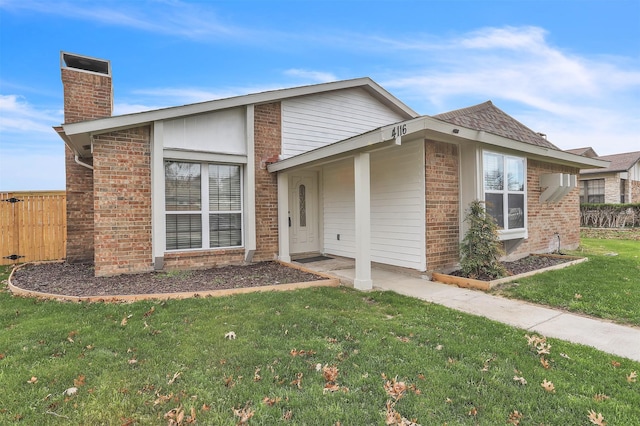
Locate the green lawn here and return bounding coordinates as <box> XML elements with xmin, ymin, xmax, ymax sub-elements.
<box><xmin>495</xmin><ymin>238</ymin><xmax>640</xmax><ymax>326</ymax></box>
<box><xmin>1</xmin><ymin>265</ymin><xmax>638</xmax><ymax>425</ymax></box>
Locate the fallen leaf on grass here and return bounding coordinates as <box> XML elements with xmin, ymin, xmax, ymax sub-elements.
<box><xmin>121</xmin><ymin>315</ymin><xmax>132</xmax><ymax>326</ymax></box>
<box><xmin>253</xmin><ymin>368</ymin><xmax>261</xmax><ymax>382</ymax></box>
<box><xmin>587</xmin><ymin>410</ymin><xmax>606</xmax><ymax>425</ymax></box>
<box><xmin>225</xmin><ymin>331</ymin><xmax>237</xmax><ymax>340</ymax></box>
<box><xmin>290</xmin><ymin>372</ymin><xmax>303</xmax><ymax>389</ymax></box>
<box><xmin>540</xmin><ymin>357</ymin><xmax>551</xmax><ymax>369</ymax></box>
<box><xmin>593</xmin><ymin>394</ymin><xmax>610</xmax><ymax>402</ymax></box>
<box><xmin>559</xmin><ymin>353</ymin><xmax>571</xmax><ymax>359</ymax></box>
<box><xmin>541</xmin><ymin>379</ymin><xmax>555</xmax><ymax>393</ymax></box>
<box><xmin>282</xmin><ymin>410</ymin><xmax>293</xmax><ymax>421</ymax></box>
<box><xmin>513</xmin><ymin>376</ymin><xmax>527</xmax><ymax>385</ymax></box>
<box><xmin>233</xmin><ymin>403</ymin><xmax>254</xmax><ymax>424</ymax></box>
<box><xmin>384</xmin><ymin>376</ymin><xmax>407</xmax><ymax>401</ymax></box>
<box><xmin>627</xmin><ymin>371</ymin><xmax>637</xmax><ymax>383</ymax></box>
<box><xmin>143</xmin><ymin>306</ymin><xmax>155</xmax><ymax>317</ymax></box>
<box><xmin>290</xmin><ymin>349</ymin><xmax>316</xmax><ymax>357</ymax></box>
<box><xmin>322</xmin><ymin>365</ymin><xmax>339</xmax><ymax>383</ymax></box>
<box><xmin>168</xmin><ymin>372</ymin><xmax>181</xmax><ymax>385</ymax></box>
<box><xmin>610</xmin><ymin>360</ymin><xmax>621</xmax><ymax>368</ymax></box>
<box><xmin>507</xmin><ymin>410</ymin><xmax>523</xmax><ymax>425</ymax></box>
<box><xmin>27</xmin><ymin>376</ymin><xmax>38</xmax><ymax>384</ymax></box>
<box><xmin>74</xmin><ymin>375</ymin><xmax>86</xmax><ymax>387</ymax></box>
<box><xmin>262</xmin><ymin>396</ymin><xmax>281</xmax><ymax>406</ymax></box>
<box><xmin>574</xmin><ymin>293</ymin><xmax>583</xmax><ymax>299</ymax></box>
<box><xmin>67</xmin><ymin>330</ymin><xmax>78</xmax><ymax>343</ymax></box>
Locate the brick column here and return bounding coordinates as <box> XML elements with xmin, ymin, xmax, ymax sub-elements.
<box><xmin>425</xmin><ymin>140</ymin><xmax>460</xmax><ymax>272</ymax></box>
<box><xmin>61</xmin><ymin>66</ymin><xmax>112</xmax><ymax>264</ymax></box>
<box><xmin>253</xmin><ymin>102</ymin><xmax>282</xmax><ymax>261</ymax></box>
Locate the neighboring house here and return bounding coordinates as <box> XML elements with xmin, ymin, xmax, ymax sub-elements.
<box><xmin>567</xmin><ymin>147</ymin><xmax>640</xmax><ymax>204</ymax></box>
<box><xmin>55</xmin><ymin>52</ymin><xmax>607</xmax><ymax>289</ymax></box>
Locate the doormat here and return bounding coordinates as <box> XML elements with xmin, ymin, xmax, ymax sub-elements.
<box><xmin>295</xmin><ymin>256</ymin><xmax>333</xmax><ymax>263</ymax></box>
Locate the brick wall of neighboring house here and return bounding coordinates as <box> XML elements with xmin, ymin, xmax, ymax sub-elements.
<box><xmin>506</xmin><ymin>160</ymin><xmax>581</xmax><ymax>260</ymax></box>
<box><xmin>604</xmin><ymin>174</ymin><xmax>622</xmax><ymax>204</ymax></box>
<box><xmin>631</xmin><ymin>180</ymin><xmax>640</xmax><ymax>203</ymax></box>
<box><xmin>253</xmin><ymin>102</ymin><xmax>282</xmax><ymax>262</ymax></box>
<box><xmin>425</xmin><ymin>140</ymin><xmax>460</xmax><ymax>272</ymax></box>
<box><xmin>92</xmin><ymin>127</ymin><xmax>153</xmax><ymax>277</ymax></box>
<box><xmin>62</xmin><ymin>68</ymin><xmax>112</xmax><ymax>263</ymax></box>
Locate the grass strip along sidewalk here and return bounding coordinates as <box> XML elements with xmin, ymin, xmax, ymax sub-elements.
<box><xmin>494</xmin><ymin>238</ymin><xmax>640</xmax><ymax>326</ymax></box>
<box><xmin>1</xmin><ymin>265</ymin><xmax>638</xmax><ymax>425</ymax></box>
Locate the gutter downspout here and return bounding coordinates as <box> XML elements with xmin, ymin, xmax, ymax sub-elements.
<box><xmin>66</xmin><ymin>142</ymin><xmax>94</xmax><ymax>170</ymax></box>
<box><xmin>55</xmin><ymin>126</ymin><xmax>94</xmax><ymax>170</ymax></box>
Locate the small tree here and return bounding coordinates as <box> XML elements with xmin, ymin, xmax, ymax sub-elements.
<box><xmin>459</xmin><ymin>200</ymin><xmax>507</xmax><ymax>279</ymax></box>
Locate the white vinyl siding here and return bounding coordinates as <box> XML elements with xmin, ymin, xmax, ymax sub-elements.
<box><xmin>321</xmin><ymin>141</ymin><xmax>425</xmax><ymax>271</ymax></box>
<box><xmin>163</xmin><ymin>108</ymin><xmax>246</xmax><ymax>155</ymax></box>
<box><xmin>370</xmin><ymin>140</ymin><xmax>425</xmax><ymax>270</ymax></box>
<box><xmin>322</xmin><ymin>159</ymin><xmax>356</xmax><ymax>258</ymax></box>
<box><xmin>282</xmin><ymin>88</ymin><xmax>405</xmax><ymax>157</ymax></box>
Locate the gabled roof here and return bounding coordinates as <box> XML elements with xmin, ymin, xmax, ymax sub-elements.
<box><xmin>565</xmin><ymin>147</ymin><xmax>598</xmax><ymax>158</ymax></box>
<box><xmin>434</xmin><ymin>101</ymin><xmax>559</xmax><ymax>150</ymax></box>
<box><xmin>58</xmin><ymin>77</ymin><xmax>418</xmax><ymax>158</ymax></box>
<box><xmin>581</xmin><ymin>151</ymin><xmax>640</xmax><ymax>175</ymax></box>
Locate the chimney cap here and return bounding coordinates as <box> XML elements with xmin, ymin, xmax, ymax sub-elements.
<box><xmin>61</xmin><ymin>51</ymin><xmax>111</xmax><ymax>76</ymax></box>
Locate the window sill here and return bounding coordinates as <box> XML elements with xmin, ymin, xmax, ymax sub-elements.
<box><xmin>498</xmin><ymin>228</ymin><xmax>527</xmax><ymax>241</ymax></box>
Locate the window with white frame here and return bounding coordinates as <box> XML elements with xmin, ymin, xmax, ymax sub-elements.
<box><xmin>165</xmin><ymin>161</ymin><xmax>242</xmax><ymax>251</ymax></box>
<box><xmin>483</xmin><ymin>152</ymin><xmax>526</xmax><ymax>231</ymax></box>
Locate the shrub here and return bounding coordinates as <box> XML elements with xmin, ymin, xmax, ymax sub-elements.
<box><xmin>460</xmin><ymin>200</ymin><xmax>507</xmax><ymax>279</ymax></box>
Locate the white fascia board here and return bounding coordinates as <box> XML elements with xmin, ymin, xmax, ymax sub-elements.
<box><xmin>268</xmin><ymin>115</ymin><xmax>610</xmax><ymax>173</ymax></box>
<box><xmin>61</xmin><ymin>77</ymin><xmax>416</xmax><ymax>138</ymax></box>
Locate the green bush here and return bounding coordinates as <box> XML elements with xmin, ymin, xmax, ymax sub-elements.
<box><xmin>459</xmin><ymin>200</ymin><xmax>507</xmax><ymax>279</ymax></box>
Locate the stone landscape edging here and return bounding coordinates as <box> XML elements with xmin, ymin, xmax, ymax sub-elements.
<box><xmin>7</xmin><ymin>260</ymin><xmax>340</xmax><ymax>303</ymax></box>
<box><xmin>432</xmin><ymin>254</ymin><xmax>588</xmax><ymax>291</ymax></box>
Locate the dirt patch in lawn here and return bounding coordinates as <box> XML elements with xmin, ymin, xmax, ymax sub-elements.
<box><xmin>10</xmin><ymin>261</ymin><xmax>329</xmax><ymax>298</ymax></box>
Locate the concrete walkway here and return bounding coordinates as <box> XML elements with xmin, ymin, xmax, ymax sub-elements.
<box><xmin>309</xmin><ymin>263</ymin><xmax>640</xmax><ymax>362</ymax></box>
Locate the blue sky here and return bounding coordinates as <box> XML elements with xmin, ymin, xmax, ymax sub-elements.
<box><xmin>1</xmin><ymin>0</ymin><xmax>639</xmax><ymax>191</ymax></box>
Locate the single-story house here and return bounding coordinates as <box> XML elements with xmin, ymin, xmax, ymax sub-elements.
<box><xmin>55</xmin><ymin>52</ymin><xmax>607</xmax><ymax>289</ymax></box>
<box><xmin>566</xmin><ymin>148</ymin><xmax>640</xmax><ymax>204</ymax></box>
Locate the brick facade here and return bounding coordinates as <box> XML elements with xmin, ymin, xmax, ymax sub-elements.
<box><xmin>62</xmin><ymin>68</ymin><xmax>112</xmax><ymax>264</ymax></box>
<box><xmin>253</xmin><ymin>102</ymin><xmax>282</xmax><ymax>262</ymax></box>
<box><xmin>505</xmin><ymin>160</ymin><xmax>581</xmax><ymax>260</ymax></box>
<box><xmin>92</xmin><ymin>127</ymin><xmax>153</xmax><ymax>277</ymax></box>
<box><xmin>425</xmin><ymin>140</ymin><xmax>460</xmax><ymax>272</ymax></box>
<box><xmin>163</xmin><ymin>249</ymin><xmax>246</xmax><ymax>270</ymax></box>
<box><xmin>632</xmin><ymin>180</ymin><xmax>640</xmax><ymax>203</ymax></box>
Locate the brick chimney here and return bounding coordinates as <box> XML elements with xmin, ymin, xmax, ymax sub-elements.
<box><xmin>60</xmin><ymin>52</ymin><xmax>112</xmax><ymax>264</ymax></box>
<box><xmin>61</xmin><ymin>52</ymin><xmax>112</xmax><ymax>123</ymax></box>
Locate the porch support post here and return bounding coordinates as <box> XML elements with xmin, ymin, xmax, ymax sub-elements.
<box><xmin>277</xmin><ymin>171</ymin><xmax>291</xmax><ymax>263</ymax></box>
<box><xmin>354</xmin><ymin>152</ymin><xmax>372</xmax><ymax>290</ymax></box>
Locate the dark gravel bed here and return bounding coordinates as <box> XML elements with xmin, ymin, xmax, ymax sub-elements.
<box><xmin>450</xmin><ymin>255</ymin><xmax>574</xmax><ymax>281</ymax></box>
<box><xmin>10</xmin><ymin>261</ymin><xmax>327</xmax><ymax>298</ymax></box>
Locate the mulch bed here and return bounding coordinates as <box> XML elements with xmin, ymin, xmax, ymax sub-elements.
<box><xmin>449</xmin><ymin>255</ymin><xmax>573</xmax><ymax>281</ymax></box>
<box><xmin>10</xmin><ymin>261</ymin><xmax>328</xmax><ymax>298</ymax></box>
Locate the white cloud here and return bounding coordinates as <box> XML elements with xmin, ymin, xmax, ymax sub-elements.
<box><xmin>378</xmin><ymin>26</ymin><xmax>640</xmax><ymax>155</ymax></box>
<box><xmin>0</xmin><ymin>94</ymin><xmax>62</xmax><ymax>133</ymax></box>
<box><xmin>283</xmin><ymin>69</ymin><xmax>337</xmax><ymax>83</ymax></box>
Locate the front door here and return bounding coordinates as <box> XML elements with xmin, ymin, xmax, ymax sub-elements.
<box><xmin>289</xmin><ymin>172</ymin><xmax>319</xmax><ymax>254</ymax></box>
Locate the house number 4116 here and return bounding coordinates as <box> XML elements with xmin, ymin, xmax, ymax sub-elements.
<box><xmin>391</xmin><ymin>124</ymin><xmax>407</xmax><ymax>138</ymax></box>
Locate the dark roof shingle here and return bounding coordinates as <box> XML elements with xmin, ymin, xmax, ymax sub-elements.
<box><xmin>581</xmin><ymin>151</ymin><xmax>640</xmax><ymax>174</ymax></box>
<box><xmin>434</xmin><ymin>101</ymin><xmax>559</xmax><ymax>150</ymax></box>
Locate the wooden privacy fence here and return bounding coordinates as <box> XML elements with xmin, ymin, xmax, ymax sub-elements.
<box><xmin>0</xmin><ymin>191</ymin><xmax>67</xmax><ymax>266</ymax></box>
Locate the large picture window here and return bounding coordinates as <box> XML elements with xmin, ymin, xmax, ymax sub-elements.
<box><xmin>579</xmin><ymin>179</ymin><xmax>605</xmax><ymax>204</ymax></box>
<box><xmin>483</xmin><ymin>152</ymin><xmax>526</xmax><ymax>232</ymax></box>
<box><xmin>165</xmin><ymin>161</ymin><xmax>242</xmax><ymax>251</ymax></box>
